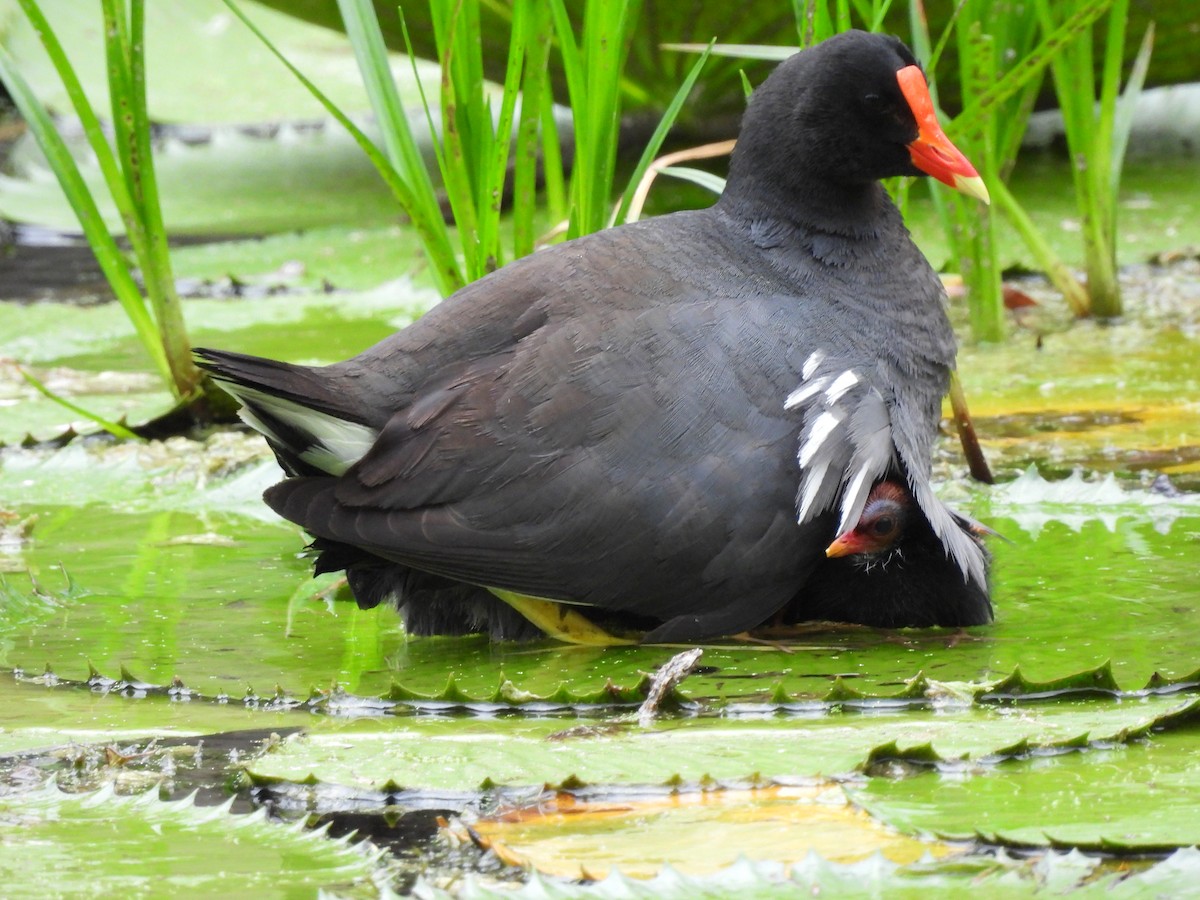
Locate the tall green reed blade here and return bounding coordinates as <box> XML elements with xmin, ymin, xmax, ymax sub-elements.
<box><xmin>11</xmin><ymin>0</ymin><xmax>138</xmax><ymax>244</ymax></box>
<box><xmin>335</xmin><ymin>0</ymin><xmax>465</xmax><ymax>294</ymax></box>
<box><xmin>511</xmin><ymin>1</ymin><xmax>554</xmax><ymax>258</ymax></box>
<box><xmin>1110</xmin><ymin>23</ymin><xmax>1154</xmax><ymax>201</ymax></box>
<box><xmin>0</xmin><ymin>0</ymin><xmax>213</xmax><ymax>402</ymax></box>
<box><xmin>424</xmin><ymin>0</ymin><xmax>535</xmax><ymax>279</ymax></box>
<box><xmin>428</xmin><ymin>0</ymin><xmax>486</xmax><ymax>278</ymax></box>
<box><xmin>793</xmin><ymin>0</ymin><xmax>883</xmax><ymax>48</ymax></box>
<box><xmin>102</xmin><ymin>0</ymin><xmax>199</xmax><ymax>398</ymax></box>
<box><xmin>0</xmin><ymin>41</ymin><xmax>170</xmax><ymax>387</ymax></box>
<box><xmin>432</xmin><ymin>0</ymin><xmax>701</xmax><ymax>247</ymax></box>
<box><xmin>536</xmin><ymin>64</ymin><xmax>567</xmax><ymax>226</ymax></box>
<box><xmin>952</xmin><ymin>0</ymin><xmax>1116</xmax><ymax>143</ymax></box>
<box><xmin>1035</xmin><ymin>0</ymin><xmax>1147</xmax><ymax>318</ymax></box>
<box><xmin>1039</xmin><ymin>0</ymin><xmax>1104</xmax><ymax>314</ymax></box>
<box><xmin>990</xmin><ymin>178</ymin><xmax>1089</xmax><ymax>316</ymax></box>
<box><xmin>912</xmin><ymin>0</ymin><xmax>1108</xmax><ymax>339</ymax></box>
<box><xmin>933</xmin><ymin>0</ymin><xmax>1112</xmax><ymax>322</ymax></box>
<box><xmin>612</xmin><ymin>44</ymin><xmax>712</xmax><ymax>227</ymax></box>
<box><xmin>956</xmin><ymin>20</ymin><xmax>1005</xmax><ymax>342</ymax></box>
<box><xmin>550</xmin><ymin>0</ymin><xmax>640</xmax><ymax>238</ymax></box>
<box><xmin>478</xmin><ymin>0</ymin><xmax>528</xmax><ymax>272</ymax></box>
<box><xmin>848</xmin><ymin>0</ymin><xmax>895</xmax><ymax>33</ymax></box>
<box><xmin>909</xmin><ymin>1</ymin><xmax>1002</xmax><ymax>341</ymax></box>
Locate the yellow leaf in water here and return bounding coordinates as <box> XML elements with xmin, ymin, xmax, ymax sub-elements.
<box><xmin>471</xmin><ymin>785</ymin><xmax>950</xmax><ymax>880</ymax></box>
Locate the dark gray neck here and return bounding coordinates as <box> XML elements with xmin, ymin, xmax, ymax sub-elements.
<box><xmin>717</xmin><ymin>170</ymin><xmax>890</xmax><ymax>239</ymax></box>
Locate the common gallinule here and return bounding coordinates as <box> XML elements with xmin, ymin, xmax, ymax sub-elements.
<box><xmin>197</xmin><ymin>30</ymin><xmax>993</xmax><ymax>644</ymax></box>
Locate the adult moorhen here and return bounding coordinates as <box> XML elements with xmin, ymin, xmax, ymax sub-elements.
<box><xmin>197</xmin><ymin>30</ymin><xmax>993</xmax><ymax>644</ymax></box>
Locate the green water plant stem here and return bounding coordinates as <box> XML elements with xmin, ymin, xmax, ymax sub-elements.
<box><xmin>0</xmin><ymin>0</ymin><xmax>206</xmax><ymax>403</ymax></box>
<box><xmin>990</xmin><ymin>177</ymin><xmax>1089</xmax><ymax>317</ymax></box>
<box><xmin>409</xmin><ymin>0</ymin><xmax>550</xmax><ymax>279</ymax></box>
<box><xmin>549</xmin><ymin>0</ymin><xmax>638</xmax><ymax>239</ymax></box>
<box><xmin>910</xmin><ymin>0</ymin><xmax>1046</xmax><ymax>343</ymax></box>
<box><xmin>18</xmin><ymin>368</ymin><xmax>140</xmax><ymax>441</ymax></box>
<box><xmin>1035</xmin><ymin>0</ymin><xmax>1153</xmax><ymax>318</ymax></box>
<box><xmin>911</xmin><ymin>0</ymin><xmax>1120</xmax><ymax>338</ymax></box>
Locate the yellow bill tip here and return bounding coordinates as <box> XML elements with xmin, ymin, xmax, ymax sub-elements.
<box><xmin>953</xmin><ymin>173</ymin><xmax>990</xmax><ymax>205</ymax></box>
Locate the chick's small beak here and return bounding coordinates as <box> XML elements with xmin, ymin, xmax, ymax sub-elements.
<box><xmin>896</xmin><ymin>65</ymin><xmax>990</xmax><ymax>204</ymax></box>
<box><xmin>825</xmin><ymin>530</ymin><xmax>863</xmax><ymax>559</ymax></box>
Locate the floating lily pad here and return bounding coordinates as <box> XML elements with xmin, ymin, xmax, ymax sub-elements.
<box><xmin>853</xmin><ymin>728</ymin><xmax>1200</xmax><ymax>852</ymax></box>
<box><xmin>0</xmin><ymin>783</ymin><xmax>388</xmax><ymax>897</ymax></box>
<box><xmin>0</xmin><ymin>126</ymin><xmax>407</xmax><ymax>236</ymax></box>
<box><xmin>468</xmin><ymin>786</ymin><xmax>949</xmax><ymax>879</ymax></box>
<box><xmin>0</xmin><ymin>670</ymin><xmax>308</xmax><ymax>751</ymax></box>
<box><xmin>420</xmin><ymin>846</ymin><xmax>1200</xmax><ymax>899</ymax></box>
<box><xmin>241</xmin><ymin>694</ymin><xmax>1200</xmax><ymax>792</ymax></box>
<box><xmin>2</xmin><ymin>437</ymin><xmax>1199</xmax><ymax>703</ymax></box>
<box><xmin>956</xmin><ymin>318</ymin><xmax>1200</xmax><ymax>485</ymax></box>
<box><xmin>169</xmin><ymin>223</ymin><xmax>430</xmax><ymax>293</ymax></box>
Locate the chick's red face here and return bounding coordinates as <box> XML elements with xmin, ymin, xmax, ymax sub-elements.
<box><xmin>825</xmin><ymin>481</ymin><xmax>909</xmax><ymax>558</ymax></box>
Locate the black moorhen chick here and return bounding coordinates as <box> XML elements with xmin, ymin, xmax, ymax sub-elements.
<box><xmin>197</xmin><ymin>30</ymin><xmax>993</xmax><ymax>644</ymax></box>
<box><xmin>781</xmin><ymin>480</ymin><xmax>992</xmax><ymax>629</ymax></box>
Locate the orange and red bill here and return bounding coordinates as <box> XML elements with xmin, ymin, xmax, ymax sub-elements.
<box><xmin>897</xmin><ymin>65</ymin><xmax>990</xmax><ymax>204</ymax></box>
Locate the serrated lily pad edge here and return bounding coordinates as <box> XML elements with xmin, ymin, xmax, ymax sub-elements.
<box><xmin>12</xmin><ymin>659</ymin><xmax>1200</xmax><ymax>716</ymax></box>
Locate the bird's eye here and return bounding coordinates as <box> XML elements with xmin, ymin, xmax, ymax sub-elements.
<box><xmin>871</xmin><ymin>516</ymin><xmax>896</xmax><ymax>537</ymax></box>
<box><xmin>861</xmin><ymin>93</ymin><xmax>887</xmax><ymax>113</ymax></box>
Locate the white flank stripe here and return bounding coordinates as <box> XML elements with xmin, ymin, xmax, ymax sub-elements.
<box><xmin>802</xmin><ymin>349</ymin><xmax>826</xmax><ymax>380</ymax></box>
<box><xmin>824</xmin><ymin>369</ymin><xmax>860</xmax><ymax>403</ymax></box>
<box><xmin>784</xmin><ymin>376</ymin><xmax>830</xmax><ymax>410</ymax></box>
<box><xmin>798</xmin><ymin>409</ymin><xmax>843</xmax><ymax>468</ymax></box>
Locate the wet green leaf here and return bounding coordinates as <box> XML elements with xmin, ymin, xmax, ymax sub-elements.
<box><xmin>976</xmin><ymin>661</ymin><xmax>1122</xmax><ymax>702</ymax></box>
<box><xmin>853</xmin><ymin>729</ymin><xmax>1200</xmax><ymax>851</ymax></box>
<box><xmin>240</xmin><ymin>694</ymin><xmax>1198</xmax><ymax>792</ymax></box>
<box><xmin>0</xmin><ymin>783</ymin><xmax>388</xmax><ymax>896</ymax></box>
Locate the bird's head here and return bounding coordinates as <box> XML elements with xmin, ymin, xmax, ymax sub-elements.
<box><xmin>825</xmin><ymin>479</ymin><xmax>911</xmax><ymax>562</ymax></box>
<box><xmin>725</xmin><ymin>30</ymin><xmax>988</xmax><ymax>219</ymax></box>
